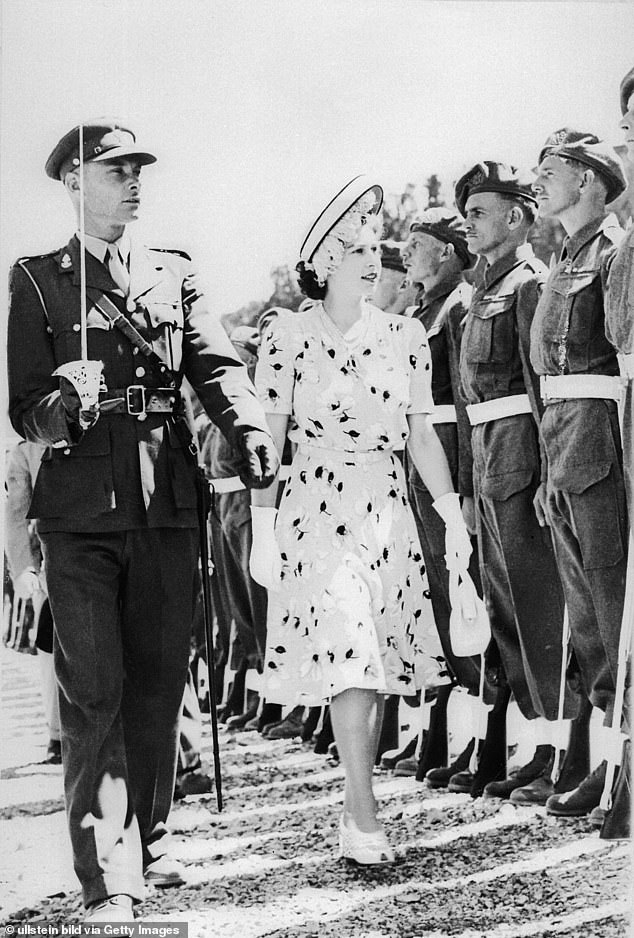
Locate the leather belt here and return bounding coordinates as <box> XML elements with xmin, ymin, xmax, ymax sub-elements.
<box><xmin>430</xmin><ymin>404</ymin><xmax>457</xmax><ymax>425</ymax></box>
<box><xmin>540</xmin><ymin>374</ymin><xmax>624</xmax><ymax>404</ymax></box>
<box><xmin>99</xmin><ymin>386</ymin><xmax>181</xmax><ymax>419</ymax></box>
<box><xmin>466</xmin><ymin>394</ymin><xmax>532</xmax><ymax>426</ymax></box>
<box><xmin>618</xmin><ymin>353</ymin><xmax>634</xmax><ymax>381</ymax></box>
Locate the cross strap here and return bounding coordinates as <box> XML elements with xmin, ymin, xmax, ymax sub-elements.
<box><xmin>85</xmin><ymin>288</ymin><xmax>177</xmax><ymax>389</ymax></box>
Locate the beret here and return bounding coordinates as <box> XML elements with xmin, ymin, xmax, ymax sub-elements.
<box><xmin>620</xmin><ymin>66</ymin><xmax>634</xmax><ymax>116</ymax></box>
<box><xmin>299</xmin><ymin>174</ymin><xmax>383</xmax><ymax>263</ymax></box>
<box><xmin>45</xmin><ymin>120</ymin><xmax>156</xmax><ymax>180</ymax></box>
<box><xmin>455</xmin><ymin>162</ymin><xmax>537</xmax><ymax>217</ymax></box>
<box><xmin>409</xmin><ymin>208</ymin><xmax>472</xmax><ymax>267</ymax></box>
<box><xmin>380</xmin><ymin>240</ymin><xmax>406</xmax><ymax>274</ymax></box>
<box><xmin>537</xmin><ymin>128</ymin><xmax>627</xmax><ymax>203</ymax></box>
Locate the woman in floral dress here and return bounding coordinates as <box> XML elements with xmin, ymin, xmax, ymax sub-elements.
<box><xmin>250</xmin><ymin>176</ymin><xmax>472</xmax><ymax>864</ymax></box>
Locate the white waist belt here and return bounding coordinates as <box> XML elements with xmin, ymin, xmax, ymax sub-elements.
<box><xmin>210</xmin><ymin>464</ymin><xmax>291</xmax><ymax>493</ymax></box>
<box><xmin>466</xmin><ymin>394</ymin><xmax>532</xmax><ymax>426</ymax></box>
<box><xmin>540</xmin><ymin>374</ymin><xmax>624</xmax><ymax>403</ymax></box>
<box><xmin>430</xmin><ymin>405</ymin><xmax>457</xmax><ymax>424</ymax></box>
<box><xmin>618</xmin><ymin>353</ymin><xmax>634</xmax><ymax>381</ymax></box>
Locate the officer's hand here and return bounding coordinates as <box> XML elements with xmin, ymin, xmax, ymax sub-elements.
<box><xmin>13</xmin><ymin>569</ymin><xmax>41</xmax><ymax>602</ymax></box>
<box><xmin>59</xmin><ymin>377</ymin><xmax>100</xmax><ymax>430</ymax></box>
<box><xmin>238</xmin><ymin>430</ymin><xmax>280</xmax><ymax>489</ymax></box>
<box><xmin>249</xmin><ymin>507</ymin><xmax>282</xmax><ymax>591</ymax></box>
<box><xmin>533</xmin><ymin>482</ymin><xmax>549</xmax><ymax>528</ymax></box>
<box><xmin>461</xmin><ymin>496</ymin><xmax>477</xmax><ymax>535</ymax></box>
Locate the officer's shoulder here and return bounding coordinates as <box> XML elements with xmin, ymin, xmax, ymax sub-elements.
<box><xmin>12</xmin><ymin>248</ymin><xmax>60</xmax><ymax>272</ymax></box>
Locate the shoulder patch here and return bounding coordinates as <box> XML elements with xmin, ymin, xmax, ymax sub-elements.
<box><xmin>151</xmin><ymin>247</ymin><xmax>192</xmax><ymax>261</ymax></box>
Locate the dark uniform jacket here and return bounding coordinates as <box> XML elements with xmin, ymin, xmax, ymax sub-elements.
<box><xmin>453</xmin><ymin>243</ymin><xmax>548</xmax><ymax>498</ymax></box>
<box><xmin>530</xmin><ymin>213</ymin><xmax>624</xmax><ymax>493</ymax></box>
<box><xmin>407</xmin><ymin>276</ymin><xmax>473</xmax><ymax>491</ymax></box>
<box><xmin>7</xmin><ymin>236</ymin><xmax>269</xmax><ymax>532</ymax></box>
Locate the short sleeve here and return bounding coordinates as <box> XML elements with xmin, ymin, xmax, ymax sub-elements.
<box><xmin>406</xmin><ymin>317</ymin><xmax>434</xmax><ymax>415</ymax></box>
<box><xmin>254</xmin><ymin>315</ymin><xmax>296</xmax><ymax>415</ymax></box>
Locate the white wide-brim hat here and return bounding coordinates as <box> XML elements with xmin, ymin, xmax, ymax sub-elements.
<box><xmin>299</xmin><ymin>174</ymin><xmax>383</xmax><ymax>263</ymax></box>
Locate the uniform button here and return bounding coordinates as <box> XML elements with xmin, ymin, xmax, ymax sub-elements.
<box><xmin>72</xmin><ymin>323</ymin><xmax>80</xmax><ymax>332</ymax></box>
<box><xmin>135</xmin><ymin>366</ymin><xmax>145</xmax><ymax>377</ymax></box>
<box><xmin>63</xmin><ymin>448</ymin><xmax>71</xmax><ymax>455</ymax></box>
<box><xmin>132</xmin><ymin>347</ymin><xmax>139</xmax><ymax>355</ymax></box>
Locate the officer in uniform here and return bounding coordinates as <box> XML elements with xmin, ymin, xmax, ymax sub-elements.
<box><xmin>449</xmin><ymin>162</ymin><xmax>580</xmax><ymax>804</ymax></box>
<box><xmin>7</xmin><ymin>120</ymin><xmax>278</xmax><ymax>921</ymax></box>
<box><xmin>530</xmin><ymin>129</ymin><xmax>628</xmax><ymax>819</ymax></box>
<box><xmin>400</xmin><ymin>210</ymin><xmax>488</xmax><ymax>783</ymax></box>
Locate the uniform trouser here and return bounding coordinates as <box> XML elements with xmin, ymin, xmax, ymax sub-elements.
<box><xmin>406</xmin><ymin>425</ymin><xmax>485</xmax><ymax>696</ymax></box>
<box><xmin>622</xmin><ymin>382</ymin><xmax>633</xmax><ymax>514</ymax></box>
<box><xmin>472</xmin><ymin>417</ymin><xmax>573</xmax><ymax>722</ymax></box>
<box><xmin>212</xmin><ymin>490</ymin><xmax>267</xmax><ymax>666</ymax></box>
<box><xmin>40</xmin><ymin>528</ymin><xmax>199</xmax><ymax>907</ymax></box>
<box><xmin>545</xmin><ymin>465</ymin><xmax>628</xmax><ymax>724</ymax></box>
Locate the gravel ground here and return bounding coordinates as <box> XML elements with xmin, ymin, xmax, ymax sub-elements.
<box><xmin>1</xmin><ymin>647</ymin><xmax>631</xmax><ymax>938</ymax></box>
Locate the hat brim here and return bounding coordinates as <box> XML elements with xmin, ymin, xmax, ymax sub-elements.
<box><xmin>300</xmin><ymin>174</ymin><xmax>383</xmax><ymax>263</ymax></box>
<box><xmin>91</xmin><ymin>146</ymin><xmax>157</xmax><ymax>165</ymax></box>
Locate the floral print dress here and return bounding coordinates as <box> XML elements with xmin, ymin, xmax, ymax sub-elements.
<box><xmin>255</xmin><ymin>300</ymin><xmax>447</xmax><ymax>705</ymax></box>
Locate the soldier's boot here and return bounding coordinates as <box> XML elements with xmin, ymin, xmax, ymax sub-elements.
<box><xmin>426</xmin><ymin>738</ymin><xmax>475</xmax><ymax>789</ymax></box>
<box><xmin>554</xmin><ymin>695</ymin><xmax>592</xmax><ymax>794</ymax></box>
<box><xmin>416</xmin><ymin>684</ymin><xmax>452</xmax><ymax>781</ymax></box>
<box><xmin>314</xmin><ymin>706</ymin><xmax>334</xmax><ymax>754</ymax></box>
<box><xmin>592</xmin><ymin>740</ymin><xmax>631</xmax><ymax>839</ymax></box>
<box><xmin>380</xmin><ymin>735</ymin><xmax>418</xmax><ymax>771</ymax></box>
<box><xmin>545</xmin><ymin>761</ymin><xmax>607</xmax><ymax>817</ymax></box>
<box><xmin>467</xmin><ymin>683</ymin><xmax>511</xmax><ymax>798</ymax></box>
<box><xmin>375</xmin><ymin>694</ymin><xmax>401</xmax><ymax>764</ymax></box>
<box><xmin>484</xmin><ymin>744</ymin><xmax>554</xmax><ymax>800</ymax></box>
<box><xmin>301</xmin><ymin>706</ymin><xmax>322</xmax><ymax>742</ymax></box>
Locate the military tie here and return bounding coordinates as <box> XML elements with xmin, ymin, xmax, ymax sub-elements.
<box><xmin>106</xmin><ymin>243</ymin><xmax>130</xmax><ymax>295</ymax></box>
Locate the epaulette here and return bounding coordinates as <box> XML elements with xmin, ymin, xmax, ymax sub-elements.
<box><xmin>151</xmin><ymin>247</ymin><xmax>192</xmax><ymax>261</ymax></box>
<box><xmin>13</xmin><ymin>248</ymin><xmax>60</xmax><ymax>267</ymax></box>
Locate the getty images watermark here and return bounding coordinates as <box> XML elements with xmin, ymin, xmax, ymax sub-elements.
<box><xmin>1</xmin><ymin>925</ymin><xmax>188</xmax><ymax>937</ymax></box>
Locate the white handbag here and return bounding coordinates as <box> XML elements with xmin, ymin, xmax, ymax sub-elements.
<box><xmin>448</xmin><ymin>568</ymin><xmax>491</xmax><ymax>657</ymax></box>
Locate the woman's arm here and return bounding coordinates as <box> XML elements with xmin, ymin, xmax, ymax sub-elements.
<box><xmin>405</xmin><ymin>412</ymin><xmax>454</xmax><ymax>500</ymax></box>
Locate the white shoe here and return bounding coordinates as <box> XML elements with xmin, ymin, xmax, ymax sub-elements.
<box><xmin>338</xmin><ymin>814</ymin><xmax>395</xmax><ymax>865</ymax></box>
<box><xmin>84</xmin><ymin>894</ymin><xmax>134</xmax><ymax>922</ymax></box>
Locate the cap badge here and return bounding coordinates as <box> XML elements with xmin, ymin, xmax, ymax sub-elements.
<box><xmin>61</xmin><ymin>254</ymin><xmax>72</xmax><ymax>269</ymax></box>
<box><xmin>470</xmin><ymin>170</ymin><xmax>486</xmax><ymax>186</ymax></box>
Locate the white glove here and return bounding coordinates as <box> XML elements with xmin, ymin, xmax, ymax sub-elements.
<box><xmin>249</xmin><ymin>506</ymin><xmax>282</xmax><ymax>591</ymax></box>
<box><xmin>433</xmin><ymin>492</ymin><xmax>473</xmax><ymax>574</ymax></box>
<box><xmin>13</xmin><ymin>568</ymin><xmax>42</xmax><ymax>602</ymax></box>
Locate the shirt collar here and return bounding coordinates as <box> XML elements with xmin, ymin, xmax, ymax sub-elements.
<box><xmin>418</xmin><ymin>272</ymin><xmax>463</xmax><ymax>312</ymax></box>
<box><xmin>483</xmin><ymin>242</ymin><xmax>535</xmax><ymax>290</ymax></box>
<box><xmin>561</xmin><ymin>212</ymin><xmax>615</xmax><ymax>262</ymax></box>
<box><xmin>76</xmin><ymin>231</ymin><xmax>131</xmax><ymax>266</ymax></box>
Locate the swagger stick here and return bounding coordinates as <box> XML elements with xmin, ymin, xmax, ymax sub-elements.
<box><xmin>196</xmin><ymin>467</ymin><xmax>223</xmax><ymax>811</ymax></box>
<box><xmin>78</xmin><ymin>123</ymin><xmax>88</xmax><ymax>359</ymax></box>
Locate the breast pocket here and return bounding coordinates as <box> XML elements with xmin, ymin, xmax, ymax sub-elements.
<box><xmin>139</xmin><ymin>298</ymin><xmax>184</xmax><ymax>371</ymax></box>
<box><xmin>551</xmin><ymin>268</ymin><xmax>602</xmax><ymax>346</ymax></box>
<box><xmin>465</xmin><ymin>294</ymin><xmax>516</xmax><ymax>364</ymax></box>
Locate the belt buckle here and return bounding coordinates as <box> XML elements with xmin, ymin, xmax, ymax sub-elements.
<box><xmin>126</xmin><ymin>385</ymin><xmax>147</xmax><ymax>419</ymax></box>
